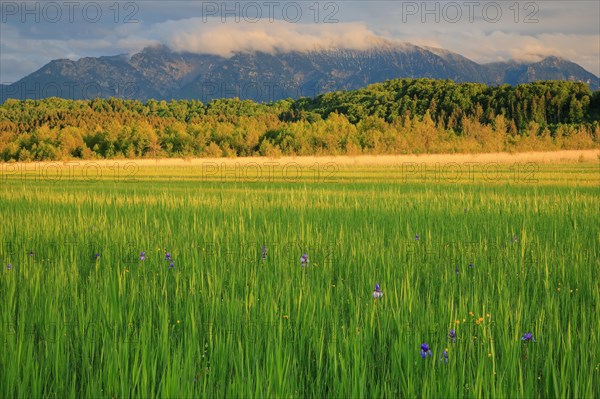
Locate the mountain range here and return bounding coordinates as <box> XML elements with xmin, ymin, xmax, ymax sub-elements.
<box><xmin>1</xmin><ymin>42</ymin><xmax>598</xmax><ymax>103</ymax></box>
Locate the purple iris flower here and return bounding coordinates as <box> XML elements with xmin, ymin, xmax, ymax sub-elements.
<box><xmin>94</xmin><ymin>253</ymin><xmax>100</xmax><ymax>260</ymax></box>
<box><xmin>455</xmin><ymin>267</ymin><xmax>459</xmax><ymax>275</ymax></box>
<box><xmin>441</xmin><ymin>349</ymin><xmax>449</xmax><ymax>363</ymax></box>
<box><xmin>420</xmin><ymin>343</ymin><xmax>432</xmax><ymax>358</ymax></box>
<box><xmin>261</xmin><ymin>245</ymin><xmax>267</xmax><ymax>261</ymax></box>
<box><xmin>415</xmin><ymin>234</ymin><xmax>420</xmax><ymax>241</ymax></box>
<box><xmin>7</xmin><ymin>263</ymin><xmax>12</xmax><ymax>270</ymax></box>
<box><xmin>521</xmin><ymin>332</ymin><xmax>536</xmax><ymax>342</ymax></box>
<box><xmin>300</xmin><ymin>253</ymin><xmax>309</xmax><ymax>267</ymax></box>
<box><xmin>140</xmin><ymin>251</ymin><xmax>146</xmax><ymax>261</ymax></box>
<box><xmin>169</xmin><ymin>260</ymin><xmax>175</xmax><ymax>269</ymax></box>
<box><xmin>372</xmin><ymin>284</ymin><xmax>383</xmax><ymax>299</ymax></box>
<box><xmin>448</xmin><ymin>329</ymin><xmax>456</xmax><ymax>343</ymax></box>
<box><xmin>469</xmin><ymin>262</ymin><xmax>474</xmax><ymax>268</ymax></box>
<box><xmin>165</xmin><ymin>252</ymin><xmax>171</xmax><ymax>261</ymax></box>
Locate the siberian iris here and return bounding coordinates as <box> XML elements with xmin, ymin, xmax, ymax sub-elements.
<box><xmin>372</xmin><ymin>284</ymin><xmax>383</xmax><ymax>299</ymax></box>
<box><xmin>420</xmin><ymin>343</ymin><xmax>432</xmax><ymax>358</ymax></box>
<box><xmin>521</xmin><ymin>332</ymin><xmax>536</xmax><ymax>342</ymax></box>
<box><xmin>300</xmin><ymin>253</ymin><xmax>309</xmax><ymax>267</ymax></box>
<box><xmin>448</xmin><ymin>329</ymin><xmax>456</xmax><ymax>343</ymax></box>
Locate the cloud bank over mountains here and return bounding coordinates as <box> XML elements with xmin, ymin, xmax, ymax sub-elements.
<box><xmin>160</xmin><ymin>20</ymin><xmax>391</xmax><ymax>56</ymax></box>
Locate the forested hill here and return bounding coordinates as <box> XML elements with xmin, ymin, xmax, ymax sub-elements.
<box><xmin>1</xmin><ymin>79</ymin><xmax>598</xmax><ymax>161</ymax></box>
<box><xmin>296</xmin><ymin>79</ymin><xmax>599</xmax><ymax>127</ymax></box>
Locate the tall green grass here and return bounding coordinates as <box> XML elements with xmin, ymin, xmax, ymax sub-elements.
<box><xmin>0</xmin><ymin>161</ymin><xmax>598</xmax><ymax>398</ymax></box>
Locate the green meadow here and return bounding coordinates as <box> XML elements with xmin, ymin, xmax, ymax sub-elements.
<box><xmin>0</xmin><ymin>159</ymin><xmax>599</xmax><ymax>398</ymax></box>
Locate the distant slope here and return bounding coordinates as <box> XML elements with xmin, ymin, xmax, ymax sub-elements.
<box><xmin>1</xmin><ymin>43</ymin><xmax>598</xmax><ymax>103</ymax></box>
<box><xmin>483</xmin><ymin>56</ymin><xmax>599</xmax><ymax>87</ymax></box>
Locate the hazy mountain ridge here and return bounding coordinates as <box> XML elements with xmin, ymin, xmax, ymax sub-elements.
<box><xmin>1</xmin><ymin>44</ymin><xmax>598</xmax><ymax>103</ymax></box>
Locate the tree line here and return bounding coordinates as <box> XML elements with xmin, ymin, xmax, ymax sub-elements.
<box><xmin>0</xmin><ymin>79</ymin><xmax>598</xmax><ymax>161</ymax></box>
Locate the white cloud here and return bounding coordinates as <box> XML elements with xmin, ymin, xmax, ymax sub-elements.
<box><xmin>153</xmin><ymin>19</ymin><xmax>391</xmax><ymax>56</ymax></box>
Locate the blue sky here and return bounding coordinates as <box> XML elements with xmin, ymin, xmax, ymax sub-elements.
<box><xmin>1</xmin><ymin>1</ymin><xmax>598</xmax><ymax>83</ymax></box>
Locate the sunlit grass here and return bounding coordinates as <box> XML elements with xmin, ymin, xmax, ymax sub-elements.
<box><xmin>0</xmin><ymin>159</ymin><xmax>598</xmax><ymax>398</ymax></box>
